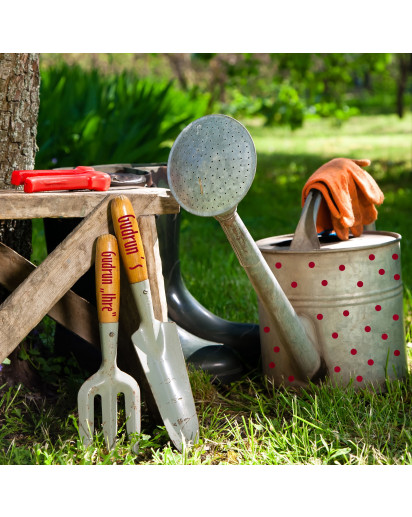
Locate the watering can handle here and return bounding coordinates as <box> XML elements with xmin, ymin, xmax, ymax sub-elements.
<box><xmin>290</xmin><ymin>190</ymin><xmax>323</xmax><ymax>251</ymax></box>
<box><xmin>290</xmin><ymin>189</ymin><xmax>376</xmax><ymax>251</ymax></box>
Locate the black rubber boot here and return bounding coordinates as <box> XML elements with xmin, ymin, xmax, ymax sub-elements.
<box><xmin>156</xmin><ymin>211</ymin><xmax>261</xmax><ymax>375</ymax></box>
<box><xmin>175</xmin><ymin>324</ymin><xmax>246</xmax><ymax>384</ymax></box>
<box><xmin>187</xmin><ymin>345</ymin><xmax>246</xmax><ymax>384</ymax></box>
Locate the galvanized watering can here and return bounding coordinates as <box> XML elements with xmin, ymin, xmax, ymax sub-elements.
<box><xmin>257</xmin><ymin>190</ymin><xmax>408</xmax><ymax>390</ymax></box>
<box><xmin>167</xmin><ymin>114</ymin><xmax>408</xmax><ymax>391</ymax></box>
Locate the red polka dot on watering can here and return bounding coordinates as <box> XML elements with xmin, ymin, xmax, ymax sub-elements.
<box><xmin>351</xmin><ymin>348</ymin><xmax>357</xmax><ymax>355</ymax></box>
<box><xmin>273</xmin><ymin>346</ymin><xmax>280</xmax><ymax>353</ymax></box>
<box><xmin>308</xmin><ymin>261</ymin><xmax>315</xmax><ymax>268</ymax></box>
<box><xmin>317</xmin><ymin>314</ymin><xmax>324</xmax><ymax>320</ymax></box>
<box><xmin>343</xmin><ymin>310</ymin><xmax>350</xmax><ymax>317</ymax></box>
<box><xmin>288</xmin><ymin>375</ymin><xmax>295</xmax><ymax>382</ymax></box>
<box><xmin>332</xmin><ymin>332</ymin><xmax>338</xmax><ymax>339</ymax></box>
<box><xmin>368</xmin><ymin>359</ymin><xmax>374</xmax><ymax>365</ymax></box>
<box><xmin>263</xmin><ymin>327</ymin><xmax>270</xmax><ymax>333</ymax></box>
<box><xmin>357</xmin><ymin>281</ymin><xmax>364</xmax><ymax>287</ymax></box>
<box><xmin>339</xmin><ymin>265</ymin><xmax>346</xmax><ymax>271</ymax></box>
<box><xmin>291</xmin><ymin>281</ymin><xmax>298</xmax><ymax>288</ymax></box>
<box><xmin>275</xmin><ymin>262</ymin><xmax>282</xmax><ymax>269</ymax></box>
<box><xmin>321</xmin><ymin>280</ymin><xmax>328</xmax><ymax>286</ymax></box>
<box><xmin>356</xmin><ymin>375</ymin><xmax>363</xmax><ymax>382</ymax></box>
<box><xmin>365</xmin><ymin>325</ymin><xmax>371</xmax><ymax>332</ymax></box>
<box><xmin>393</xmin><ymin>314</ymin><xmax>399</xmax><ymax>321</ymax></box>
<box><xmin>394</xmin><ymin>350</ymin><xmax>400</xmax><ymax>357</ymax></box>
<box><xmin>269</xmin><ymin>362</ymin><xmax>275</xmax><ymax>368</ymax></box>
<box><xmin>394</xmin><ymin>274</ymin><xmax>401</xmax><ymax>280</ymax></box>
<box><xmin>382</xmin><ymin>333</ymin><xmax>388</xmax><ymax>340</ymax></box>
<box><xmin>379</xmin><ymin>269</ymin><xmax>385</xmax><ymax>275</ymax></box>
<box><xmin>369</xmin><ymin>254</ymin><xmax>375</xmax><ymax>261</ymax></box>
<box><xmin>334</xmin><ymin>366</ymin><xmax>341</xmax><ymax>373</ymax></box>
<box><xmin>375</xmin><ymin>305</ymin><xmax>382</xmax><ymax>311</ymax></box>
<box><xmin>392</xmin><ymin>253</ymin><xmax>399</xmax><ymax>260</ymax></box>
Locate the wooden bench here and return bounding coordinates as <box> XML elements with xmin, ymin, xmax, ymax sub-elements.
<box><xmin>0</xmin><ymin>185</ymin><xmax>180</xmax><ymax>422</ymax></box>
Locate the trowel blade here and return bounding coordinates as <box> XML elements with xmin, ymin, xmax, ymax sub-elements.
<box><xmin>131</xmin><ymin>321</ymin><xmax>199</xmax><ymax>451</ymax></box>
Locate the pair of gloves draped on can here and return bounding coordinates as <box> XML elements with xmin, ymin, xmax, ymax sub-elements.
<box><xmin>302</xmin><ymin>157</ymin><xmax>385</xmax><ymax>240</ymax></box>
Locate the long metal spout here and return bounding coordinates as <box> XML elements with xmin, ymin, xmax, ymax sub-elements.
<box><xmin>216</xmin><ymin>210</ymin><xmax>321</xmax><ymax>380</ymax></box>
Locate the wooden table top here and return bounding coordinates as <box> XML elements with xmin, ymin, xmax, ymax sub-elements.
<box><xmin>0</xmin><ymin>187</ymin><xmax>179</xmax><ymax>219</ymax></box>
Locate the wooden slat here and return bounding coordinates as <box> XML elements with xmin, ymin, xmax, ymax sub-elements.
<box><xmin>138</xmin><ymin>215</ymin><xmax>168</xmax><ymax>321</ymax></box>
<box><xmin>0</xmin><ymin>242</ymin><xmax>100</xmax><ymax>347</ymax></box>
<box><xmin>0</xmin><ymin>197</ymin><xmax>109</xmax><ymax>362</ymax></box>
<box><xmin>0</xmin><ymin>187</ymin><xmax>179</xmax><ymax>219</ymax></box>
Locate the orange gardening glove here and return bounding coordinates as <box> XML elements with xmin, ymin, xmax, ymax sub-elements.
<box><xmin>302</xmin><ymin>158</ymin><xmax>384</xmax><ymax>240</ymax></box>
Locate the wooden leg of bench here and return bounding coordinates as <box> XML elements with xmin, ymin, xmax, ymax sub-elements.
<box><xmin>0</xmin><ymin>197</ymin><xmax>113</xmax><ymax>363</ymax></box>
<box><xmin>0</xmin><ymin>242</ymin><xmax>100</xmax><ymax>348</ymax></box>
<box><xmin>139</xmin><ymin>215</ymin><xmax>168</xmax><ymax>321</ymax></box>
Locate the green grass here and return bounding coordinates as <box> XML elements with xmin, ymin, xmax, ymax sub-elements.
<box><xmin>1</xmin><ymin>113</ymin><xmax>411</xmax><ymax>465</ymax></box>
<box><xmin>1</xmin><ymin>366</ymin><xmax>411</xmax><ymax>465</ymax></box>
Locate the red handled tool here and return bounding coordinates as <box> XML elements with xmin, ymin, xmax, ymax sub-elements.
<box><xmin>11</xmin><ymin>166</ymin><xmax>111</xmax><ymax>192</ymax></box>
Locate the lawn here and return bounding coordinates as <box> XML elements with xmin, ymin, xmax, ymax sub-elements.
<box><xmin>1</xmin><ymin>113</ymin><xmax>411</xmax><ymax>466</ymax></box>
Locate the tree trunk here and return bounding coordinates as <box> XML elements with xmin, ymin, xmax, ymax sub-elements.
<box><xmin>0</xmin><ymin>53</ymin><xmax>40</xmax><ymax>387</ymax></box>
<box><xmin>163</xmin><ymin>53</ymin><xmax>189</xmax><ymax>90</ymax></box>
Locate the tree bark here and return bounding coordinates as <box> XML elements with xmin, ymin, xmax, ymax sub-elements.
<box><xmin>0</xmin><ymin>53</ymin><xmax>40</xmax><ymax>387</ymax></box>
<box><xmin>0</xmin><ymin>53</ymin><xmax>39</xmax><ymax>256</ymax></box>
<box><xmin>163</xmin><ymin>53</ymin><xmax>189</xmax><ymax>90</ymax></box>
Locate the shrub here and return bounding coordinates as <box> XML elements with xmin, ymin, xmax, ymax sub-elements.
<box><xmin>36</xmin><ymin>63</ymin><xmax>210</xmax><ymax>169</ymax></box>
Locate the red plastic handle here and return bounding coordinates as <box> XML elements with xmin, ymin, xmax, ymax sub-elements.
<box><xmin>11</xmin><ymin>166</ymin><xmax>96</xmax><ymax>186</ymax></box>
<box><xmin>23</xmin><ymin>172</ymin><xmax>111</xmax><ymax>192</ymax></box>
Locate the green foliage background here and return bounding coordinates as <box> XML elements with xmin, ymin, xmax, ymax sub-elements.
<box><xmin>36</xmin><ymin>62</ymin><xmax>210</xmax><ymax>169</ymax></box>
<box><xmin>35</xmin><ymin>53</ymin><xmax>412</xmax><ymax>171</ymax></box>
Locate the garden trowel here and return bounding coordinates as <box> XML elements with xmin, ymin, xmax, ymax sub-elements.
<box><xmin>111</xmin><ymin>195</ymin><xmax>199</xmax><ymax>451</ymax></box>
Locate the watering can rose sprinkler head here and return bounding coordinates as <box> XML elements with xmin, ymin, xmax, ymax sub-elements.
<box><xmin>167</xmin><ymin>114</ymin><xmax>257</xmax><ymax>219</ymax></box>
<box><xmin>167</xmin><ymin>115</ymin><xmax>322</xmax><ymax>381</ymax></box>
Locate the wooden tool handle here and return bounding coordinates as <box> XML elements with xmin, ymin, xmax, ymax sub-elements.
<box><xmin>95</xmin><ymin>234</ymin><xmax>120</xmax><ymax>323</ymax></box>
<box><xmin>111</xmin><ymin>196</ymin><xmax>148</xmax><ymax>284</ymax></box>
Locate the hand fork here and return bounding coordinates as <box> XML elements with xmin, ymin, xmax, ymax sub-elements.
<box><xmin>77</xmin><ymin>234</ymin><xmax>141</xmax><ymax>452</ymax></box>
